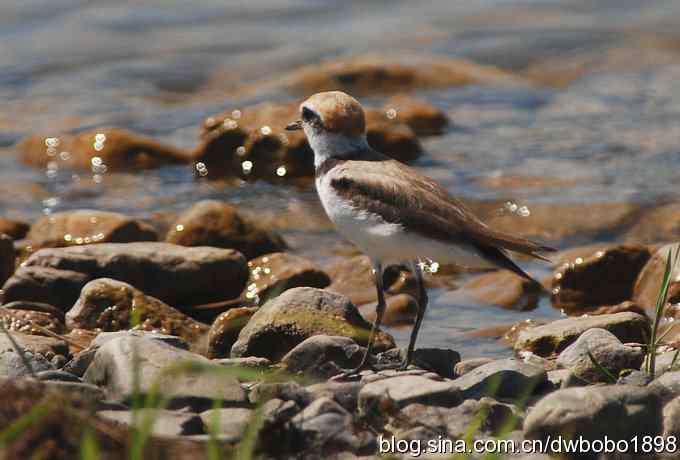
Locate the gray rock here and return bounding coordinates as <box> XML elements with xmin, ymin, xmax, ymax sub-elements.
<box><xmin>546</xmin><ymin>369</ymin><xmax>571</xmax><ymax>389</ymax></box>
<box><xmin>214</xmin><ymin>357</ymin><xmax>272</xmax><ymax>369</ymax></box>
<box><xmin>0</xmin><ymin>233</ymin><xmax>15</xmax><ymax>285</ymax></box>
<box><xmin>5</xmin><ymin>242</ymin><xmax>248</xmax><ymax>308</ymax></box>
<box><xmin>653</xmin><ymin>370</ymin><xmax>680</xmax><ymax>397</ymax></box>
<box><xmin>454</xmin><ymin>357</ymin><xmax>494</xmax><ymax>377</ymax></box>
<box><xmin>231</xmin><ymin>287</ymin><xmax>394</xmax><ymax>362</ymax></box>
<box><xmin>616</xmin><ymin>370</ymin><xmax>652</xmax><ymax>386</ymax></box>
<box><xmin>261</xmin><ymin>398</ymin><xmax>300</xmax><ymax>427</ymax></box>
<box><xmin>663</xmin><ymin>396</ymin><xmax>680</xmax><ymax>440</ymax></box>
<box><xmin>451</xmin><ymin>358</ymin><xmax>547</xmax><ymax>399</ymax></box>
<box><xmin>2</xmin><ymin>266</ymin><xmax>90</xmax><ymax>311</ymax></box>
<box><xmin>514</xmin><ymin>312</ymin><xmax>650</xmax><ymax>357</ymax></box>
<box><xmin>280</xmin><ymin>335</ymin><xmax>368</xmax><ymax>378</ymax></box>
<box><xmin>291</xmin><ymin>397</ymin><xmax>359</xmax><ymax>452</ymax></box>
<box><xmin>200</xmin><ymin>408</ymin><xmax>253</xmax><ymax>442</ymax></box>
<box><xmin>556</xmin><ymin>328</ymin><xmax>643</xmax><ymax>384</ymax></box>
<box><xmin>524</xmin><ymin>385</ymin><xmax>663</xmax><ymax>460</ymax></box>
<box><xmin>98</xmin><ymin>409</ymin><xmax>204</xmax><ymax>437</ymax></box>
<box><xmin>0</xmin><ymin>349</ymin><xmax>54</xmax><ymax>378</ymax></box>
<box><xmin>83</xmin><ymin>334</ymin><xmax>246</xmax><ymax>409</ymax></box>
<box><xmin>45</xmin><ymin>381</ymin><xmax>106</xmax><ymax>401</ymax></box>
<box><xmin>62</xmin><ymin>348</ymin><xmax>98</xmax><ymax>377</ymax></box>
<box><xmin>392</xmin><ymin>398</ymin><xmax>519</xmax><ymax>440</ymax></box>
<box><xmin>359</xmin><ymin>375</ymin><xmax>460</xmax><ymax>415</ymax></box>
<box><xmin>307</xmin><ymin>381</ymin><xmax>362</xmax><ymax>412</ymax></box>
<box><xmin>36</xmin><ymin>369</ymin><xmax>82</xmax><ymax>382</ymax></box>
<box><xmin>91</xmin><ymin>330</ymin><xmax>189</xmax><ymax>350</ymax></box>
<box><xmin>644</xmin><ymin>350</ymin><xmax>680</xmax><ymax>377</ymax></box>
<box><xmin>249</xmin><ymin>381</ymin><xmax>312</xmax><ymax>407</ymax></box>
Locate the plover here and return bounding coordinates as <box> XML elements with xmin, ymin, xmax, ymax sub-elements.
<box><xmin>286</xmin><ymin>91</ymin><xmax>555</xmax><ymax>372</ymax></box>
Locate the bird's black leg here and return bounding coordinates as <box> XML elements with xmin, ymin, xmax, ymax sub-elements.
<box><xmin>338</xmin><ymin>261</ymin><xmax>385</xmax><ymax>377</ymax></box>
<box><xmin>402</xmin><ymin>260</ymin><xmax>428</xmax><ymax>370</ymax></box>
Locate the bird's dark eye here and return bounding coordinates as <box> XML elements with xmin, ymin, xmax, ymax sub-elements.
<box><xmin>302</xmin><ymin>106</ymin><xmax>319</xmax><ymax>122</ymax></box>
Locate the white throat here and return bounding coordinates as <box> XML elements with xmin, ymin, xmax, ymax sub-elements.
<box><xmin>304</xmin><ymin>129</ymin><xmax>369</xmax><ymax>168</ymax></box>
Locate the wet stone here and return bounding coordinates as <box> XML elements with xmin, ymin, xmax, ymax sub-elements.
<box><xmin>0</xmin><ymin>217</ymin><xmax>30</xmax><ymax>240</ymax></box>
<box><xmin>0</xmin><ymin>233</ymin><xmax>14</xmax><ymax>285</ymax></box>
<box><xmin>1</xmin><ymin>266</ymin><xmax>90</xmax><ymax>312</ymax></box>
<box><xmin>67</xmin><ymin>278</ymin><xmax>209</xmax><ymax>352</ymax></box>
<box><xmin>231</xmin><ymin>287</ymin><xmax>395</xmax><ymax>362</ymax></box>
<box><xmin>165</xmin><ymin>200</ymin><xmax>286</xmax><ymax>259</ymax></box>
<box><xmin>26</xmin><ymin>210</ymin><xmax>158</xmax><ymax>250</ymax></box>
<box><xmin>207</xmin><ymin>307</ymin><xmax>258</xmax><ymax>359</ymax></box>
<box><xmin>0</xmin><ymin>330</ymin><xmax>68</xmax><ymax>358</ymax></box>
<box><xmin>459</xmin><ymin>270</ymin><xmax>542</xmax><ymax>311</ymax></box>
<box><xmin>633</xmin><ymin>243</ymin><xmax>680</xmax><ymax>314</ymax></box>
<box><xmin>0</xmin><ymin>306</ymin><xmax>65</xmax><ymax>336</ymax></box>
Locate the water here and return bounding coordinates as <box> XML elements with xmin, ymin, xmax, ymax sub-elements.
<box><xmin>1</xmin><ymin>0</ymin><xmax>679</xmax><ymax>358</ymax></box>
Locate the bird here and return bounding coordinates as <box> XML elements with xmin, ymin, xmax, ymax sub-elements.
<box><xmin>286</xmin><ymin>91</ymin><xmax>555</xmax><ymax>373</ymax></box>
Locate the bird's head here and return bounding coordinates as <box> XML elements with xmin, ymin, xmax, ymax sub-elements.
<box><xmin>286</xmin><ymin>91</ymin><xmax>368</xmax><ymax>163</ymax></box>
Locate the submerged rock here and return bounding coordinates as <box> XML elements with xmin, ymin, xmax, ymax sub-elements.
<box><xmin>551</xmin><ymin>244</ymin><xmax>651</xmax><ymax>312</ymax></box>
<box><xmin>4</xmin><ymin>242</ymin><xmax>248</xmax><ymax>308</ymax></box>
<box><xmin>26</xmin><ymin>210</ymin><xmax>158</xmax><ymax>249</ymax></box>
<box><xmin>231</xmin><ymin>287</ymin><xmax>395</xmax><ymax>361</ymax></box>
<box><xmin>360</xmin><ymin>293</ymin><xmax>418</xmax><ymax>327</ymax></box>
<box><xmin>459</xmin><ymin>270</ymin><xmax>542</xmax><ymax>311</ymax></box>
<box><xmin>625</xmin><ymin>202</ymin><xmax>680</xmax><ymax>244</ymax></box>
<box><xmin>383</xmin><ymin>95</ymin><xmax>449</xmax><ymax>136</ymax></box>
<box><xmin>244</xmin><ymin>252</ymin><xmax>330</xmax><ymax>304</ymax></box>
<box><xmin>515</xmin><ymin>312</ymin><xmax>650</xmax><ymax>357</ymax></box>
<box><xmin>67</xmin><ymin>278</ymin><xmax>209</xmax><ymax>352</ymax></box>
<box><xmin>18</xmin><ymin>128</ymin><xmax>191</xmax><ymax>171</ymax></box>
<box><xmin>165</xmin><ymin>200</ymin><xmax>286</xmax><ymax>259</ymax></box>
<box><xmin>207</xmin><ymin>307</ymin><xmax>258</xmax><ymax>359</ymax></box>
<box><xmin>0</xmin><ymin>233</ymin><xmax>15</xmax><ymax>285</ymax></box>
<box><xmin>0</xmin><ymin>217</ymin><xmax>30</xmax><ymax>240</ymax></box>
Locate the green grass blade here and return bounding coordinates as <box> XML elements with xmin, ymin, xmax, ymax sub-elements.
<box><xmin>80</xmin><ymin>428</ymin><xmax>100</xmax><ymax>460</ymax></box>
<box><xmin>587</xmin><ymin>350</ymin><xmax>617</xmax><ymax>383</ymax></box>
<box><xmin>647</xmin><ymin>249</ymin><xmax>677</xmax><ymax>379</ymax></box>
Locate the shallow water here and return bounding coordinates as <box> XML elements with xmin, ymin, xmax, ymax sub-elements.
<box><xmin>1</xmin><ymin>0</ymin><xmax>679</xmax><ymax>358</ymax></box>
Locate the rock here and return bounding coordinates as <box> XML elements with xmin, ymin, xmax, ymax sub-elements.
<box><xmin>0</xmin><ymin>217</ymin><xmax>30</xmax><ymax>240</ymax></box>
<box><xmin>556</xmin><ymin>328</ymin><xmax>644</xmax><ymax>384</ymax></box>
<box><xmin>214</xmin><ymin>356</ymin><xmax>271</xmax><ymax>371</ymax></box>
<box><xmin>410</xmin><ymin>348</ymin><xmax>460</xmax><ymax>379</ymax></box>
<box><xmin>231</xmin><ymin>287</ymin><xmax>395</xmax><ymax>362</ymax></box>
<box><xmin>249</xmin><ymin>381</ymin><xmax>312</xmax><ymax>407</ymax></box>
<box><xmin>17</xmin><ymin>129</ymin><xmax>191</xmax><ymax>171</ymax></box>
<box><xmin>633</xmin><ymin>243</ymin><xmax>680</xmax><ymax>314</ymax></box>
<box><xmin>451</xmin><ymin>358</ymin><xmax>547</xmax><ymax>399</ymax></box>
<box><xmin>193</xmin><ymin>100</ymin><xmax>422</xmax><ymax>181</ymax></box>
<box><xmin>524</xmin><ymin>385</ymin><xmax>663</xmax><ymax>460</ymax></box>
<box><xmin>307</xmin><ymin>381</ymin><xmax>362</xmax><ymax>413</ymax></box>
<box><xmin>551</xmin><ymin>245</ymin><xmax>651</xmax><ymax>312</ymax></box>
<box><xmin>45</xmin><ymin>381</ymin><xmax>106</xmax><ymax>402</ymax></box>
<box><xmin>36</xmin><ymin>370</ymin><xmax>82</xmax><ymax>382</ymax></box>
<box><xmin>165</xmin><ymin>200</ymin><xmax>286</xmax><ymax>259</ymax></box>
<box><xmin>390</xmin><ymin>398</ymin><xmax>517</xmax><ymax>440</ymax></box>
<box><xmin>2</xmin><ymin>266</ymin><xmax>91</xmax><ymax>312</ymax></box>
<box><xmin>0</xmin><ymin>306</ymin><xmax>65</xmax><ymax>335</ymax></box>
<box><xmin>0</xmin><ymin>330</ymin><xmax>68</xmax><ymax>358</ymax></box>
<box><xmin>200</xmin><ymin>408</ymin><xmax>252</xmax><ymax>441</ymax></box>
<box><xmin>0</xmin><ymin>349</ymin><xmax>54</xmax><ymax>378</ymax></box>
<box><xmin>244</xmin><ymin>252</ymin><xmax>330</xmax><ymax>304</ymax></box>
<box><xmin>459</xmin><ymin>271</ymin><xmax>542</xmax><ymax>311</ymax></box>
<box><xmin>280</xmin><ymin>55</ymin><xmax>520</xmax><ymax>96</ymax></box>
<box><xmin>652</xmin><ymin>370</ymin><xmax>680</xmax><ymax>396</ymax></box>
<box><xmin>83</xmin><ymin>334</ymin><xmax>246</xmax><ymax>408</ymax></box>
<box><xmin>91</xmin><ymin>329</ymin><xmax>189</xmax><ymax>350</ymax></box>
<box><xmin>382</xmin><ymin>95</ymin><xmax>448</xmax><ymax>136</ymax></box>
<box><xmin>290</xmin><ymin>397</ymin><xmax>359</xmax><ymax>452</ymax></box>
<box><xmin>67</xmin><ymin>278</ymin><xmax>209</xmax><ymax>352</ymax></box>
<box><xmin>62</xmin><ymin>348</ymin><xmax>98</xmax><ymax>377</ymax></box>
<box><xmin>280</xmin><ymin>335</ymin><xmax>368</xmax><ymax>378</ymax></box>
<box><xmin>98</xmin><ymin>409</ymin><xmax>204</xmax><ymax>437</ymax></box>
<box><xmin>590</xmin><ymin>300</ymin><xmax>647</xmax><ymax>317</ymax></box>
<box><xmin>359</xmin><ymin>375</ymin><xmax>461</xmax><ymax>415</ymax></box>
<box><xmin>6</xmin><ymin>242</ymin><xmax>248</xmax><ymax>308</ymax></box>
<box><xmin>26</xmin><ymin>210</ymin><xmax>158</xmax><ymax>249</ymax></box>
<box><xmin>644</xmin><ymin>350</ymin><xmax>680</xmax><ymax>378</ymax></box>
<box><xmin>261</xmin><ymin>398</ymin><xmax>300</xmax><ymax>427</ymax></box>
<box><xmin>454</xmin><ymin>358</ymin><xmax>494</xmax><ymax>377</ymax></box>
<box><xmin>625</xmin><ymin>202</ymin><xmax>680</xmax><ymax>244</ymax></box>
<box><xmin>207</xmin><ymin>307</ymin><xmax>258</xmax><ymax>359</ymax></box>
<box><xmin>617</xmin><ymin>369</ymin><xmax>652</xmax><ymax>386</ymax></box>
<box><xmin>0</xmin><ymin>233</ymin><xmax>14</xmax><ymax>284</ymax></box>
<box><xmin>63</xmin><ymin>328</ymin><xmax>98</xmax><ymax>352</ymax></box>
<box><xmin>361</xmin><ymin>294</ymin><xmax>418</xmax><ymax>326</ymax></box>
<box><xmin>514</xmin><ymin>312</ymin><xmax>650</xmax><ymax>357</ymax></box>
<box><xmin>663</xmin><ymin>396</ymin><xmax>680</xmax><ymax>440</ymax></box>
<box><xmin>2</xmin><ymin>300</ymin><xmax>65</xmax><ymax>323</ymax></box>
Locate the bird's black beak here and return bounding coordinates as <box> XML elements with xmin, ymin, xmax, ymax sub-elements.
<box><xmin>285</xmin><ymin>120</ymin><xmax>303</xmax><ymax>131</ymax></box>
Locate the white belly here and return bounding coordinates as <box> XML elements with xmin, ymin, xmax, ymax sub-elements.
<box><xmin>316</xmin><ymin>179</ymin><xmax>491</xmax><ymax>268</ymax></box>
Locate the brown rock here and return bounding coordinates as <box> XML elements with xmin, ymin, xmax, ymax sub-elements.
<box><xmin>361</xmin><ymin>293</ymin><xmax>418</xmax><ymax>326</ymax></box>
<box><xmin>245</xmin><ymin>252</ymin><xmax>330</xmax><ymax>305</ymax></box>
<box><xmin>550</xmin><ymin>245</ymin><xmax>651</xmax><ymax>312</ymax></box>
<box><xmin>26</xmin><ymin>210</ymin><xmax>158</xmax><ymax>249</ymax></box>
<box><xmin>193</xmin><ymin>100</ymin><xmax>421</xmax><ymax>180</ymax></box>
<box><xmin>625</xmin><ymin>203</ymin><xmax>680</xmax><ymax>244</ymax></box>
<box><xmin>2</xmin><ymin>301</ymin><xmax>65</xmax><ymax>323</ymax></box>
<box><xmin>67</xmin><ymin>278</ymin><xmax>209</xmax><ymax>352</ymax></box>
<box><xmin>514</xmin><ymin>312</ymin><xmax>650</xmax><ymax>357</ymax></box>
<box><xmin>383</xmin><ymin>95</ymin><xmax>448</xmax><ymax>136</ymax></box>
<box><xmin>591</xmin><ymin>300</ymin><xmax>648</xmax><ymax>317</ymax></box>
<box><xmin>280</xmin><ymin>55</ymin><xmax>521</xmax><ymax>96</ymax></box>
<box><xmin>633</xmin><ymin>243</ymin><xmax>680</xmax><ymax>316</ymax></box>
<box><xmin>17</xmin><ymin>129</ymin><xmax>191</xmax><ymax>171</ymax></box>
<box><xmin>0</xmin><ymin>218</ymin><xmax>29</xmax><ymax>240</ymax></box>
<box><xmin>2</xmin><ymin>266</ymin><xmax>91</xmax><ymax>312</ymax></box>
<box><xmin>459</xmin><ymin>270</ymin><xmax>542</xmax><ymax>311</ymax></box>
<box><xmin>165</xmin><ymin>200</ymin><xmax>285</xmax><ymax>259</ymax></box>
<box><xmin>0</xmin><ymin>306</ymin><xmax>65</xmax><ymax>336</ymax></box>
<box><xmin>0</xmin><ymin>233</ymin><xmax>14</xmax><ymax>285</ymax></box>
<box><xmin>0</xmin><ymin>330</ymin><xmax>68</xmax><ymax>357</ymax></box>
<box><xmin>207</xmin><ymin>307</ymin><xmax>258</xmax><ymax>359</ymax></box>
<box><xmin>64</xmin><ymin>328</ymin><xmax>98</xmax><ymax>353</ymax></box>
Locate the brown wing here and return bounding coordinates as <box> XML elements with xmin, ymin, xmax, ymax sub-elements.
<box><xmin>328</xmin><ymin>156</ymin><xmax>555</xmax><ymax>278</ymax></box>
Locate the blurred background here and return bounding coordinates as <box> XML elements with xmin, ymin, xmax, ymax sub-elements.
<box><xmin>1</xmin><ymin>0</ymin><xmax>679</xmax><ymax>357</ymax></box>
